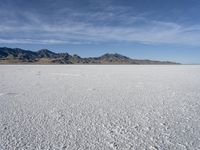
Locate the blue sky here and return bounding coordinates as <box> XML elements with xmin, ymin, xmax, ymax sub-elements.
<box><xmin>0</xmin><ymin>0</ymin><xmax>200</xmax><ymax>63</ymax></box>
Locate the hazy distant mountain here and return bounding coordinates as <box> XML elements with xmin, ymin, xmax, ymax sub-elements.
<box><xmin>37</xmin><ymin>49</ymin><xmax>58</xmax><ymax>58</ymax></box>
<box><xmin>0</xmin><ymin>47</ymin><xmax>180</xmax><ymax>64</ymax></box>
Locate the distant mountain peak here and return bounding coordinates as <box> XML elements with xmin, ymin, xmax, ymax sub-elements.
<box><xmin>101</xmin><ymin>53</ymin><xmax>129</xmax><ymax>59</ymax></box>
<box><xmin>37</xmin><ymin>49</ymin><xmax>57</xmax><ymax>58</ymax></box>
<box><xmin>38</xmin><ymin>49</ymin><xmax>55</xmax><ymax>53</ymax></box>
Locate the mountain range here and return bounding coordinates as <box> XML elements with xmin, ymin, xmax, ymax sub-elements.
<box><xmin>0</xmin><ymin>47</ymin><xmax>179</xmax><ymax>64</ymax></box>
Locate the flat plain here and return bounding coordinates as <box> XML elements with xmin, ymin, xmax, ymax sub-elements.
<box><xmin>0</xmin><ymin>65</ymin><xmax>200</xmax><ymax>150</ymax></box>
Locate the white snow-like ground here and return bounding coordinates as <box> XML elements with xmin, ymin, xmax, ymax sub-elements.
<box><xmin>0</xmin><ymin>65</ymin><xmax>200</xmax><ymax>150</ymax></box>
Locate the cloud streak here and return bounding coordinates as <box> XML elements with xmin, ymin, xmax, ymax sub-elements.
<box><xmin>0</xmin><ymin>0</ymin><xmax>200</xmax><ymax>46</ymax></box>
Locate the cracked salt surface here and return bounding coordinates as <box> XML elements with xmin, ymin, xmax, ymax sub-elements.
<box><xmin>1</xmin><ymin>65</ymin><xmax>200</xmax><ymax>150</ymax></box>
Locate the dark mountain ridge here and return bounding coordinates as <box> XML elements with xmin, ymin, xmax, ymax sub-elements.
<box><xmin>0</xmin><ymin>47</ymin><xmax>180</xmax><ymax>64</ymax></box>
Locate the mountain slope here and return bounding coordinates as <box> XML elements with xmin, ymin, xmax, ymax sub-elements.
<box><xmin>0</xmin><ymin>47</ymin><xmax>180</xmax><ymax>64</ymax></box>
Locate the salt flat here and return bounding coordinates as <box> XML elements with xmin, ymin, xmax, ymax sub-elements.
<box><xmin>0</xmin><ymin>65</ymin><xmax>200</xmax><ymax>150</ymax></box>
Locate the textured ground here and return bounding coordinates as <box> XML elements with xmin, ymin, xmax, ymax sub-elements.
<box><xmin>0</xmin><ymin>65</ymin><xmax>200</xmax><ymax>150</ymax></box>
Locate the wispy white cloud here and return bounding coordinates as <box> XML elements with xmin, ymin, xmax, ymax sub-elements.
<box><xmin>0</xmin><ymin>3</ymin><xmax>200</xmax><ymax>46</ymax></box>
<box><xmin>0</xmin><ymin>39</ymin><xmax>67</xmax><ymax>44</ymax></box>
